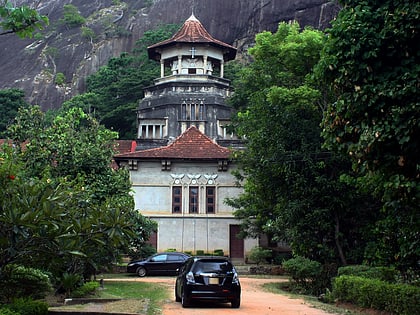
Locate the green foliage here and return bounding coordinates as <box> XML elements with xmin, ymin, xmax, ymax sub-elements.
<box><xmin>70</xmin><ymin>281</ymin><xmax>100</xmax><ymax>298</ymax></box>
<box><xmin>0</xmin><ymin>1</ymin><xmax>49</xmax><ymax>38</ymax></box>
<box><xmin>0</xmin><ymin>308</ymin><xmax>19</xmax><ymax>315</ymax></box>
<box><xmin>317</xmin><ymin>0</ymin><xmax>419</xmax><ymax>271</ymax></box>
<box><xmin>213</xmin><ymin>249</ymin><xmax>224</xmax><ymax>256</ymax></box>
<box><xmin>2</xmin><ymin>298</ymin><xmax>48</xmax><ymax>315</ymax></box>
<box><xmin>0</xmin><ymin>89</ymin><xmax>29</xmax><ymax>137</ymax></box>
<box><xmin>0</xmin><ymin>264</ymin><xmax>52</xmax><ymax>303</ymax></box>
<box><xmin>282</xmin><ymin>256</ymin><xmax>322</xmax><ymax>294</ymax></box>
<box><xmin>1</xmin><ymin>106</ymin><xmax>156</xmax><ymax>286</ymax></box>
<box><xmin>80</xmin><ymin>23</ymin><xmax>180</xmax><ymax>139</ymax></box>
<box><xmin>248</xmin><ymin>246</ymin><xmax>272</xmax><ymax>265</ymax></box>
<box><xmin>338</xmin><ymin>265</ymin><xmax>397</xmax><ymax>283</ymax></box>
<box><xmin>60</xmin><ymin>272</ymin><xmax>83</xmax><ymax>297</ymax></box>
<box><xmin>55</xmin><ymin>72</ymin><xmax>66</xmax><ymax>86</ymax></box>
<box><xmin>228</xmin><ymin>21</ymin><xmax>379</xmax><ymax>265</ymax></box>
<box><xmin>60</xmin><ymin>4</ymin><xmax>85</xmax><ymax>28</ymax></box>
<box><xmin>333</xmin><ymin>275</ymin><xmax>420</xmax><ymax>315</ymax></box>
<box><xmin>81</xmin><ymin>26</ymin><xmax>96</xmax><ymax>40</ymax></box>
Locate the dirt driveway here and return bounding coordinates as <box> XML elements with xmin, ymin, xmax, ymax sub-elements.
<box><xmin>124</xmin><ymin>276</ymin><xmax>337</xmax><ymax>315</ymax></box>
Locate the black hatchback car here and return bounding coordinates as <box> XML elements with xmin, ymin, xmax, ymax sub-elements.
<box><xmin>175</xmin><ymin>256</ymin><xmax>241</xmax><ymax>308</ymax></box>
<box><xmin>127</xmin><ymin>252</ymin><xmax>190</xmax><ymax>277</ymax></box>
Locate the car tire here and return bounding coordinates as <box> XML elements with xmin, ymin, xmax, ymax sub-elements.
<box><xmin>136</xmin><ymin>266</ymin><xmax>147</xmax><ymax>277</ymax></box>
<box><xmin>175</xmin><ymin>288</ymin><xmax>181</xmax><ymax>302</ymax></box>
<box><xmin>231</xmin><ymin>297</ymin><xmax>240</xmax><ymax>308</ymax></box>
<box><xmin>181</xmin><ymin>290</ymin><xmax>190</xmax><ymax>308</ymax></box>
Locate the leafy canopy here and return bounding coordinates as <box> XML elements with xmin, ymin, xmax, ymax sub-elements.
<box><xmin>1</xmin><ymin>106</ymin><xmax>156</xmax><ymax>280</ymax></box>
<box><xmin>317</xmin><ymin>0</ymin><xmax>419</xmax><ymax>271</ymax></box>
<box><xmin>0</xmin><ymin>0</ymin><xmax>48</xmax><ymax>38</ymax></box>
<box><xmin>228</xmin><ymin>22</ymin><xmax>378</xmax><ymax>264</ymax></box>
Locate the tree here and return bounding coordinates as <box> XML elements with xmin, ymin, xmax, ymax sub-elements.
<box><xmin>317</xmin><ymin>0</ymin><xmax>419</xmax><ymax>272</ymax></box>
<box><xmin>1</xmin><ymin>106</ymin><xmax>156</xmax><ymax>280</ymax></box>
<box><xmin>0</xmin><ymin>0</ymin><xmax>48</xmax><ymax>38</ymax></box>
<box><xmin>0</xmin><ymin>89</ymin><xmax>29</xmax><ymax>137</ymax></box>
<box><xmin>228</xmin><ymin>22</ymin><xmax>379</xmax><ymax>264</ymax></box>
<box><xmin>79</xmin><ymin>24</ymin><xmax>180</xmax><ymax>139</ymax></box>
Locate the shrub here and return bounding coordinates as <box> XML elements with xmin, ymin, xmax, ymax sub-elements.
<box><xmin>71</xmin><ymin>281</ymin><xmax>100</xmax><ymax>298</ymax></box>
<box><xmin>128</xmin><ymin>243</ymin><xmax>156</xmax><ymax>260</ymax></box>
<box><xmin>55</xmin><ymin>72</ymin><xmax>66</xmax><ymax>86</ymax></box>
<box><xmin>213</xmin><ymin>249</ymin><xmax>224</xmax><ymax>256</ymax></box>
<box><xmin>282</xmin><ymin>256</ymin><xmax>322</xmax><ymax>294</ymax></box>
<box><xmin>61</xmin><ymin>4</ymin><xmax>85</xmax><ymax>27</ymax></box>
<box><xmin>196</xmin><ymin>250</ymin><xmax>205</xmax><ymax>255</ymax></box>
<box><xmin>338</xmin><ymin>265</ymin><xmax>397</xmax><ymax>283</ymax></box>
<box><xmin>0</xmin><ymin>264</ymin><xmax>52</xmax><ymax>303</ymax></box>
<box><xmin>248</xmin><ymin>246</ymin><xmax>272</xmax><ymax>265</ymax></box>
<box><xmin>61</xmin><ymin>272</ymin><xmax>83</xmax><ymax>297</ymax></box>
<box><xmin>333</xmin><ymin>275</ymin><xmax>420</xmax><ymax>315</ymax></box>
<box><xmin>4</xmin><ymin>298</ymin><xmax>49</xmax><ymax>315</ymax></box>
<box><xmin>0</xmin><ymin>308</ymin><xmax>19</xmax><ymax>315</ymax></box>
<box><xmin>272</xmin><ymin>252</ymin><xmax>292</xmax><ymax>265</ymax></box>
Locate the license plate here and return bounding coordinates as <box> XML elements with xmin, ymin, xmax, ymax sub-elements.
<box><xmin>209</xmin><ymin>277</ymin><xmax>219</xmax><ymax>285</ymax></box>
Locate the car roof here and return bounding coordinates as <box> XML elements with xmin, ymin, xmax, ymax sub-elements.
<box><xmin>156</xmin><ymin>252</ymin><xmax>190</xmax><ymax>255</ymax></box>
<box><xmin>189</xmin><ymin>256</ymin><xmax>231</xmax><ymax>262</ymax></box>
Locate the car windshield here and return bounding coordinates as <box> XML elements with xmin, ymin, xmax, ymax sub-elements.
<box><xmin>192</xmin><ymin>260</ymin><xmax>233</xmax><ymax>274</ymax></box>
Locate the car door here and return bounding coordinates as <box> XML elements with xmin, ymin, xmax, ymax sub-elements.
<box><xmin>147</xmin><ymin>254</ymin><xmax>168</xmax><ymax>275</ymax></box>
<box><xmin>166</xmin><ymin>254</ymin><xmax>185</xmax><ymax>274</ymax></box>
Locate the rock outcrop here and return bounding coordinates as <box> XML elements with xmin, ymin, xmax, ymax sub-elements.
<box><xmin>0</xmin><ymin>0</ymin><xmax>340</xmax><ymax>110</ymax></box>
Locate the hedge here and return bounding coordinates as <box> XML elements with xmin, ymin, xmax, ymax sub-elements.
<box><xmin>337</xmin><ymin>265</ymin><xmax>397</xmax><ymax>283</ymax></box>
<box><xmin>333</xmin><ymin>275</ymin><xmax>420</xmax><ymax>315</ymax></box>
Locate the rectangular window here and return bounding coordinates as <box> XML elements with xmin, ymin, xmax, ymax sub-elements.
<box><xmin>206</xmin><ymin>187</ymin><xmax>215</xmax><ymax>213</ymax></box>
<box><xmin>189</xmin><ymin>186</ymin><xmax>199</xmax><ymax>213</ymax></box>
<box><xmin>172</xmin><ymin>186</ymin><xmax>182</xmax><ymax>213</ymax></box>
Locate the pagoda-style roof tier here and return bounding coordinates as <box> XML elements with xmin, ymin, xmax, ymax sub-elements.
<box><xmin>148</xmin><ymin>14</ymin><xmax>237</xmax><ymax>61</ymax></box>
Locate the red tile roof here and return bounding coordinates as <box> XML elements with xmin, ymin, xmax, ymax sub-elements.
<box><xmin>114</xmin><ymin>126</ymin><xmax>232</xmax><ymax>160</ymax></box>
<box><xmin>148</xmin><ymin>14</ymin><xmax>236</xmax><ymax>60</ymax></box>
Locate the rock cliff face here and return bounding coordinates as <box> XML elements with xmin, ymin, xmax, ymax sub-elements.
<box><xmin>0</xmin><ymin>0</ymin><xmax>340</xmax><ymax>110</ymax></box>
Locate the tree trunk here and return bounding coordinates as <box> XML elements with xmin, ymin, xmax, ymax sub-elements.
<box><xmin>334</xmin><ymin>212</ymin><xmax>347</xmax><ymax>265</ymax></box>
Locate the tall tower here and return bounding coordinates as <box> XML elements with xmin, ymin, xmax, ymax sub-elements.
<box><xmin>136</xmin><ymin>14</ymin><xmax>239</xmax><ymax>150</ymax></box>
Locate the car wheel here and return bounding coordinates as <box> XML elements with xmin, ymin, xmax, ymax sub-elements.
<box><xmin>136</xmin><ymin>266</ymin><xmax>147</xmax><ymax>277</ymax></box>
<box><xmin>231</xmin><ymin>296</ymin><xmax>240</xmax><ymax>308</ymax></box>
<box><xmin>175</xmin><ymin>287</ymin><xmax>181</xmax><ymax>302</ymax></box>
<box><xmin>181</xmin><ymin>290</ymin><xmax>190</xmax><ymax>308</ymax></box>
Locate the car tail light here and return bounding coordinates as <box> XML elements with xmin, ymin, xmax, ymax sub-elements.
<box><xmin>186</xmin><ymin>271</ymin><xmax>195</xmax><ymax>284</ymax></box>
<box><xmin>232</xmin><ymin>272</ymin><xmax>239</xmax><ymax>284</ymax></box>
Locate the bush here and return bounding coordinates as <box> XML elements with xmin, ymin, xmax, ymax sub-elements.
<box><xmin>213</xmin><ymin>249</ymin><xmax>224</xmax><ymax>256</ymax></box>
<box><xmin>0</xmin><ymin>308</ymin><xmax>19</xmax><ymax>315</ymax></box>
<box><xmin>61</xmin><ymin>272</ymin><xmax>83</xmax><ymax>297</ymax></box>
<box><xmin>272</xmin><ymin>252</ymin><xmax>292</xmax><ymax>265</ymax></box>
<box><xmin>0</xmin><ymin>264</ymin><xmax>52</xmax><ymax>303</ymax></box>
<box><xmin>282</xmin><ymin>256</ymin><xmax>322</xmax><ymax>294</ymax></box>
<box><xmin>333</xmin><ymin>275</ymin><xmax>420</xmax><ymax>315</ymax></box>
<box><xmin>61</xmin><ymin>4</ymin><xmax>85</xmax><ymax>27</ymax></box>
<box><xmin>3</xmin><ymin>298</ymin><xmax>48</xmax><ymax>315</ymax></box>
<box><xmin>248</xmin><ymin>246</ymin><xmax>272</xmax><ymax>265</ymax></box>
<box><xmin>338</xmin><ymin>265</ymin><xmax>397</xmax><ymax>283</ymax></box>
<box><xmin>71</xmin><ymin>281</ymin><xmax>100</xmax><ymax>298</ymax></box>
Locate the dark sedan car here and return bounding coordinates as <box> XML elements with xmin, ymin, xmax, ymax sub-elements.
<box><xmin>175</xmin><ymin>256</ymin><xmax>241</xmax><ymax>308</ymax></box>
<box><xmin>127</xmin><ymin>252</ymin><xmax>190</xmax><ymax>277</ymax></box>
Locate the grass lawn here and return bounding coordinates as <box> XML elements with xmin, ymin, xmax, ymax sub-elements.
<box><xmin>49</xmin><ymin>276</ymin><xmax>171</xmax><ymax>315</ymax></box>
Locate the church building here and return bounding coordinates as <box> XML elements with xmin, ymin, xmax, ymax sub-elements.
<box><xmin>114</xmin><ymin>14</ymin><xmax>257</xmax><ymax>262</ymax></box>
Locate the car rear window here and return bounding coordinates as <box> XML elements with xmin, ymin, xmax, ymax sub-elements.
<box><xmin>192</xmin><ymin>260</ymin><xmax>233</xmax><ymax>273</ymax></box>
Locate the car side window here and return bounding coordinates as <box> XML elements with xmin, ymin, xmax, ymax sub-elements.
<box><xmin>152</xmin><ymin>254</ymin><xmax>167</xmax><ymax>262</ymax></box>
<box><xmin>167</xmin><ymin>255</ymin><xmax>181</xmax><ymax>261</ymax></box>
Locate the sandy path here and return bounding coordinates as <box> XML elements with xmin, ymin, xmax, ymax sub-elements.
<box><xmin>108</xmin><ymin>276</ymin><xmax>337</xmax><ymax>315</ymax></box>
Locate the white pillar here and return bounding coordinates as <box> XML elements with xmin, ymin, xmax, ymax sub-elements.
<box><xmin>160</xmin><ymin>60</ymin><xmax>164</xmax><ymax>77</ymax></box>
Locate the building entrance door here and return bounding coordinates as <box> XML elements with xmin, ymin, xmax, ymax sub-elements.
<box><xmin>229</xmin><ymin>225</ymin><xmax>244</xmax><ymax>260</ymax></box>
